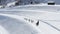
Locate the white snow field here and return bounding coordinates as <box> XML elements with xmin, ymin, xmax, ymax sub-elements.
<box><xmin>0</xmin><ymin>4</ymin><xmax>60</xmax><ymax>34</ymax></box>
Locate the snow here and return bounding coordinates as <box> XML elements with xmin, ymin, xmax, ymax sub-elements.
<box><xmin>0</xmin><ymin>4</ymin><xmax>60</xmax><ymax>34</ymax></box>
<box><xmin>0</xmin><ymin>25</ymin><xmax>9</xmax><ymax>34</ymax></box>
<box><xmin>38</xmin><ymin>21</ymin><xmax>60</xmax><ymax>34</ymax></box>
<box><xmin>0</xmin><ymin>13</ymin><xmax>40</xmax><ymax>34</ymax></box>
<box><xmin>6</xmin><ymin>1</ymin><xmax>17</xmax><ymax>7</ymax></box>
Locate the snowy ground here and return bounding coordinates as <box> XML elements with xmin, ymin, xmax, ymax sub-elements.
<box><xmin>0</xmin><ymin>5</ymin><xmax>60</xmax><ymax>34</ymax></box>
<box><xmin>0</xmin><ymin>13</ymin><xmax>40</xmax><ymax>34</ymax></box>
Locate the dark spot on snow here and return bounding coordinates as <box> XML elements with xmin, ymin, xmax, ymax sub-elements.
<box><xmin>36</xmin><ymin>20</ymin><xmax>39</xmax><ymax>26</ymax></box>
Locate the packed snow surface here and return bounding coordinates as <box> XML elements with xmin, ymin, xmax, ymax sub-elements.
<box><xmin>0</xmin><ymin>5</ymin><xmax>60</xmax><ymax>34</ymax></box>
